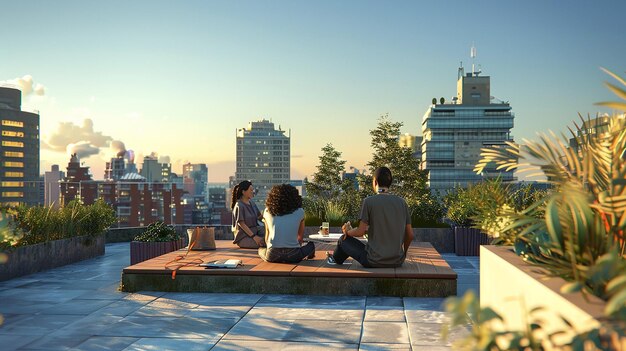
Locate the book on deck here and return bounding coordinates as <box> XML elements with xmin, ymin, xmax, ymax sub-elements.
<box><xmin>200</xmin><ymin>259</ymin><xmax>243</xmax><ymax>269</ymax></box>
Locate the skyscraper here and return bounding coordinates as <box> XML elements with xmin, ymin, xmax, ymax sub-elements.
<box><xmin>235</xmin><ymin>119</ymin><xmax>290</xmax><ymax>207</ymax></box>
<box><xmin>421</xmin><ymin>64</ymin><xmax>515</xmax><ymax>192</ymax></box>
<box><xmin>0</xmin><ymin>87</ymin><xmax>40</xmax><ymax>206</ymax></box>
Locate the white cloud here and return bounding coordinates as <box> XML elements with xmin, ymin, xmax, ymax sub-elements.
<box><xmin>0</xmin><ymin>75</ymin><xmax>46</xmax><ymax>96</ymax></box>
<box><xmin>44</xmin><ymin>118</ymin><xmax>113</xmax><ymax>155</ymax></box>
<box><xmin>67</xmin><ymin>141</ymin><xmax>100</xmax><ymax>159</ymax></box>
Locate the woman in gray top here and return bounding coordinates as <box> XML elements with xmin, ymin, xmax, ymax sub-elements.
<box><xmin>231</xmin><ymin>180</ymin><xmax>266</xmax><ymax>249</ymax></box>
<box><xmin>258</xmin><ymin>184</ymin><xmax>315</xmax><ymax>263</ymax></box>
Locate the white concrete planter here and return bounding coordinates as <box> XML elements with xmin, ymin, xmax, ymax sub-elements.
<box><xmin>480</xmin><ymin>245</ymin><xmax>605</xmax><ymax>340</ymax></box>
<box><xmin>0</xmin><ymin>235</ymin><xmax>105</xmax><ymax>281</ymax></box>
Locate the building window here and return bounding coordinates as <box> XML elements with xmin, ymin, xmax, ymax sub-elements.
<box><xmin>3</xmin><ymin>151</ymin><xmax>24</xmax><ymax>157</ymax></box>
<box><xmin>5</xmin><ymin>172</ymin><xmax>24</xmax><ymax>177</ymax></box>
<box><xmin>4</xmin><ymin>161</ymin><xmax>24</xmax><ymax>167</ymax></box>
<box><xmin>1</xmin><ymin>120</ymin><xmax>24</xmax><ymax>127</ymax></box>
<box><xmin>2</xmin><ymin>192</ymin><xmax>24</xmax><ymax>197</ymax></box>
<box><xmin>2</xmin><ymin>130</ymin><xmax>25</xmax><ymax>137</ymax></box>
<box><xmin>1</xmin><ymin>141</ymin><xmax>24</xmax><ymax>148</ymax></box>
<box><xmin>1</xmin><ymin>181</ymin><xmax>24</xmax><ymax>187</ymax></box>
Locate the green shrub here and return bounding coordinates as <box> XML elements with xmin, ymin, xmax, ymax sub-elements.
<box><xmin>0</xmin><ymin>200</ymin><xmax>115</xmax><ymax>249</ymax></box>
<box><xmin>133</xmin><ymin>221</ymin><xmax>179</xmax><ymax>242</ymax></box>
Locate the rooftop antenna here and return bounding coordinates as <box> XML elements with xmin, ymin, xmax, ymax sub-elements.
<box><xmin>458</xmin><ymin>61</ymin><xmax>464</xmax><ymax>80</ymax></box>
<box><xmin>470</xmin><ymin>44</ymin><xmax>477</xmax><ymax>76</ymax></box>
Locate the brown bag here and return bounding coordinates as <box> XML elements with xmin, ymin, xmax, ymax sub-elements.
<box><xmin>187</xmin><ymin>227</ymin><xmax>216</xmax><ymax>250</ymax></box>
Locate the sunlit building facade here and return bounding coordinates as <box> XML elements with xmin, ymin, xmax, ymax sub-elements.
<box><xmin>235</xmin><ymin>119</ymin><xmax>290</xmax><ymax>207</ymax></box>
<box><xmin>0</xmin><ymin>87</ymin><xmax>40</xmax><ymax>206</ymax></box>
<box><xmin>421</xmin><ymin>67</ymin><xmax>515</xmax><ymax>192</ymax></box>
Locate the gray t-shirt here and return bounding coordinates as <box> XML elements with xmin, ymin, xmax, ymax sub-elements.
<box><xmin>232</xmin><ymin>200</ymin><xmax>261</xmax><ymax>243</ymax></box>
<box><xmin>361</xmin><ymin>194</ymin><xmax>411</xmax><ymax>267</ymax></box>
<box><xmin>263</xmin><ymin>208</ymin><xmax>304</xmax><ymax>249</ymax></box>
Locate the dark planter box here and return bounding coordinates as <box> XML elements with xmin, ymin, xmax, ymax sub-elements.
<box><xmin>413</xmin><ymin>228</ymin><xmax>454</xmax><ymax>253</ymax></box>
<box><xmin>0</xmin><ymin>235</ymin><xmax>105</xmax><ymax>281</ymax></box>
<box><xmin>130</xmin><ymin>239</ymin><xmax>184</xmax><ymax>265</ymax></box>
<box><xmin>454</xmin><ymin>227</ymin><xmax>491</xmax><ymax>256</ymax></box>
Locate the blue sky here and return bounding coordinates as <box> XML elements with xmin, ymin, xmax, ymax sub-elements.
<box><xmin>1</xmin><ymin>1</ymin><xmax>625</xmax><ymax>181</ymax></box>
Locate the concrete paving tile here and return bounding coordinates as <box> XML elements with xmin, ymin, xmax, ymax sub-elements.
<box><xmin>457</xmin><ymin>285</ymin><xmax>479</xmax><ymax>297</ymax></box>
<box><xmin>211</xmin><ymin>340</ymin><xmax>358</xmax><ymax>351</ymax></box>
<box><xmin>246</xmin><ymin>306</ymin><xmax>364</xmax><ymax>321</ymax></box>
<box><xmin>0</xmin><ymin>334</ymin><xmax>41</xmax><ymax>351</ymax></box>
<box><xmin>0</xmin><ymin>278</ymin><xmax>41</xmax><ymax>289</ymax></box>
<box><xmin>90</xmin><ymin>299</ymin><xmax>147</xmax><ymax>317</ymax></box>
<box><xmin>73</xmin><ymin>336</ymin><xmax>139</xmax><ymax>351</ymax></box>
<box><xmin>124</xmin><ymin>337</ymin><xmax>219</xmax><ymax>351</ymax></box>
<box><xmin>38</xmin><ymin>299</ymin><xmax>116</xmax><ymax>315</ymax></box>
<box><xmin>410</xmin><ymin>345</ymin><xmax>452</xmax><ymax>350</ymax></box>
<box><xmin>257</xmin><ymin>294</ymin><xmax>365</xmax><ymax>308</ymax></box>
<box><xmin>121</xmin><ymin>291</ymin><xmax>164</xmax><ymax>303</ymax></box>
<box><xmin>187</xmin><ymin>305</ymin><xmax>251</xmax><ymax>319</ymax></box>
<box><xmin>19</xmin><ymin>333</ymin><xmax>91</xmax><ymax>350</ymax></box>
<box><xmin>161</xmin><ymin>292</ymin><xmax>262</xmax><ymax>306</ymax></box>
<box><xmin>53</xmin><ymin>314</ymin><xmax>126</xmax><ymax>335</ymax></box>
<box><xmin>98</xmin><ymin>316</ymin><xmax>178</xmax><ymax>337</ymax></box>
<box><xmin>0</xmin><ymin>314</ymin><xmax>82</xmax><ymax>336</ymax></box>
<box><xmin>0</xmin><ymin>313</ymin><xmax>32</xmax><ymax>327</ymax></box>
<box><xmin>364</xmin><ymin>309</ymin><xmax>406</xmax><ymax>322</ymax></box>
<box><xmin>359</xmin><ymin>343</ymin><xmax>412</xmax><ymax>350</ymax></box>
<box><xmin>77</xmin><ymin>289</ymin><xmax>127</xmax><ymax>300</ymax></box>
<box><xmin>284</xmin><ymin>320</ymin><xmax>362</xmax><ymax>343</ymax></box>
<box><xmin>158</xmin><ymin>316</ymin><xmax>239</xmax><ymax>338</ymax></box>
<box><xmin>0</xmin><ymin>288</ymin><xmax>86</xmax><ymax>303</ymax></box>
<box><xmin>365</xmin><ymin>297</ymin><xmax>403</xmax><ymax>309</ymax></box>
<box><xmin>407</xmin><ymin>322</ymin><xmax>450</xmax><ymax>346</ymax></box>
<box><xmin>0</xmin><ymin>300</ymin><xmax>58</xmax><ymax>314</ymax></box>
<box><xmin>402</xmin><ymin>298</ymin><xmax>445</xmax><ymax>312</ymax></box>
<box><xmin>361</xmin><ymin>322</ymin><xmax>410</xmax><ymax>344</ymax></box>
<box><xmin>404</xmin><ymin>310</ymin><xmax>451</xmax><ymax>324</ymax></box>
<box><xmin>222</xmin><ymin>316</ymin><xmax>291</xmax><ymax>341</ymax></box>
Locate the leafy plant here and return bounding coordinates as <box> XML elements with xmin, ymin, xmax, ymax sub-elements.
<box><xmin>453</xmin><ymin>69</ymin><xmax>626</xmax><ymax>349</ymax></box>
<box><xmin>0</xmin><ymin>200</ymin><xmax>115</xmax><ymax>249</ymax></box>
<box><xmin>133</xmin><ymin>221</ymin><xmax>179</xmax><ymax>242</ymax></box>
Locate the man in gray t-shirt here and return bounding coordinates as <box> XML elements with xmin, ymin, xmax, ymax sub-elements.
<box><xmin>327</xmin><ymin>167</ymin><xmax>414</xmax><ymax>268</ymax></box>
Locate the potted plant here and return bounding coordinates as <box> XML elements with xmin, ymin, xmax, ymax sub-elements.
<box><xmin>444</xmin><ymin>184</ymin><xmax>490</xmax><ymax>256</ymax></box>
<box><xmin>130</xmin><ymin>221</ymin><xmax>183</xmax><ymax>265</ymax></box>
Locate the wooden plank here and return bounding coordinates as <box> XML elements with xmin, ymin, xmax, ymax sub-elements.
<box><xmin>123</xmin><ymin>241</ymin><xmax>456</xmax><ymax>279</ymax></box>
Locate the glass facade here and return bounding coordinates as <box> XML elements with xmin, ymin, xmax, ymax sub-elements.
<box><xmin>421</xmin><ymin>72</ymin><xmax>516</xmax><ymax>192</ymax></box>
<box><xmin>0</xmin><ymin>88</ymin><xmax>40</xmax><ymax>206</ymax></box>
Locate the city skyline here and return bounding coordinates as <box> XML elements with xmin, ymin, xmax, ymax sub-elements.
<box><xmin>1</xmin><ymin>1</ymin><xmax>625</xmax><ymax>182</ymax></box>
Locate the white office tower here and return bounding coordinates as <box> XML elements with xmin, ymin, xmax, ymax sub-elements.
<box><xmin>235</xmin><ymin>119</ymin><xmax>290</xmax><ymax>207</ymax></box>
<box><xmin>421</xmin><ymin>62</ymin><xmax>515</xmax><ymax>192</ymax></box>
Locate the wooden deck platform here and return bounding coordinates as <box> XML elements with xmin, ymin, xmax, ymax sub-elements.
<box><xmin>121</xmin><ymin>241</ymin><xmax>457</xmax><ymax>297</ymax></box>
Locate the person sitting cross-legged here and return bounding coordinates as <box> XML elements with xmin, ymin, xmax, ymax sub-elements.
<box><xmin>327</xmin><ymin>166</ymin><xmax>414</xmax><ymax>267</ymax></box>
<box><xmin>258</xmin><ymin>184</ymin><xmax>315</xmax><ymax>263</ymax></box>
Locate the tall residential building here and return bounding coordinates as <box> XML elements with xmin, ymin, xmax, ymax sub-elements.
<box><xmin>0</xmin><ymin>87</ymin><xmax>40</xmax><ymax>206</ymax></box>
<box><xmin>44</xmin><ymin>164</ymin><xmax>64</xmax><ymax>207</ymax></box>
<box><xmin>139</xmin><ymin>156</ymin><xmax>171</xmax><ymax>183</ymax></box>
<box><xmin>421</xmin><ymin>64</ymin><xmax>515</xmax><ymax>192</ymax></box>
<box><xmin>235</xmin><ymin>119</ymin><xmax>290</xmax><ymax>207</ymax></box>
<box><xmin>104</xmin><ymin>155</ymin><xmax>126</xmax><ymax>180</ymax></box>
<box><xmin>568</xmin><ymin>114</ymin><xmax>612</xmax><ymax>153</ymax></box>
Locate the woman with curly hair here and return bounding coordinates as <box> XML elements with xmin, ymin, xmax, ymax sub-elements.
<box><xmin>258</xmin><ymin>184</ymin><xmax>315</xmax><ymax>263</ymax></box>
<box><xmin>231</xmin><ymin>180</ymin><xmax>265</xmax><ymax>249</ymax></box>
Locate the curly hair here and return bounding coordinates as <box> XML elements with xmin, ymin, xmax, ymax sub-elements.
<box><xmin>265</xmin><ymin>184</ymin><xmax>302</xmax><ymax>216</ymax></box>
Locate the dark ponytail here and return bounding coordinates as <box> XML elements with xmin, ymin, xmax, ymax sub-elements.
<box><xmin>231</xmin><ymin>180</ymin><xmax>252</xmax><ymax>209</ymax></box>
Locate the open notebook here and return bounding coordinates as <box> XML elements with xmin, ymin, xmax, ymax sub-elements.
<box><xmin>199</xmin><ymin>259</ymin><xmax>243</xmax><ymax>269</ymax></box>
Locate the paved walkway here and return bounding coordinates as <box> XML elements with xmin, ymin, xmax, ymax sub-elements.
<box><xmin>0</xmin><ymin>243</ymin><xmax>478</xmax><ymax>351</ymax></box>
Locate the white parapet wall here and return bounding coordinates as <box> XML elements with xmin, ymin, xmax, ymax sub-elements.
<box><xmin>480</xmin><ymin>245</ymin><xmax>604</xmax><ymax>342</ymax></box>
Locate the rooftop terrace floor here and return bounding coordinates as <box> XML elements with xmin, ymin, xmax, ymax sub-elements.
<box><xmin>0</xmin><ymin>243</ymin><xmax>478</xmax><ymax>351</ymax></box>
